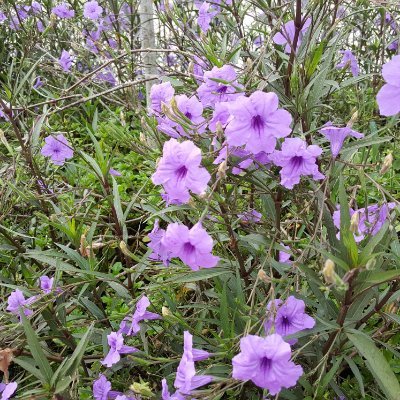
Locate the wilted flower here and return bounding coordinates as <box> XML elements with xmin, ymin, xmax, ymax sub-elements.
<box><xmin>333</xmin><ymin>203</ymin><xmax>397</xmax><ymax>242</ymax></box>
<box><xmin>118</xmin><ymin>296</ymin><xmax>161</xmax><ymax>336</ymax></box>
<box><xmin>84</xmin><ymin>1</ymin><xmax>103</xmax><ymax>20</ymax></box>
<box><xmin>318</xmin><ymin>122</ymin><xmax>364</xmax><ymax>158</ymax></box>
<box><xmin>270</xmin><ymin>138</ymin><xmax>324</xmax><ymax>189</ymax></box>
<box><xmin>6</xmin><ymin>289</ymin><xmax>36</xmax><ymax>319</ymax></box>
<box><xmin>377</xmin><ymin>55</ymin><xmax>400</xmax><ymax>116</ymax></box>
<box><xmin>336</xmin><ymin>50</ymin><xmax>360</xmax><ymax>77</ymax></box>
<box><xmin>0</xmin><ymin>382</ymin><xmax>18</xmax><ymax>400</ymax></box>
<box><xmin>148</xmin><ymin>220</ymin><xmax>172</xmax><ymax>266</ymax></box>
<box><xmin>232</xmin><ymin>334</ymin><xmax>303</xmax><ymax>394</ymax></box>
<box><xmin>197</xmin><ymin>65</ymin><xmax>243</xmax><ymax>107</ymax></box>
<box><xmin>52</xmin><ymin>3</ymin><xmax>75</xmax><ymax>19</ymax></box>
<box><xmin>264</xmin><ymin>296</ymin><xmax>315</xmax><ymax>344</ymax></box>
<box><xmin>41</xmin><ymin>134</ymin><xmax>74</xmax><ymax>166</ymax></box>
<box><xmin>225</xmin><ymin>91</ymin><xmax>292</xmax><ymax>155</ymax></box>
<box><xmin>101</xmin><ymin>332</ymin><xmax>138</xmax><ymax>367</ymax></box>
<box><xmin>150</xmin><ymin>82</ymin><xmax>175</xmax><ymax>115</ymax></box>
<box><xmin>162</xmin><ymin>222</ymin><xmax>219</xmax><ymax>270</ymax></box>
<box><xmin>58</xmin><ymin>49</ymin><xmax>73</xmax><ymax>72</ymax></box>
<box><xmin>151</xmin><ymin>139</ymin><xmax>210</xmax><ymax>204</ymax></box>
<box><xmin>273</xmin><ymin>18</ymin><xmax>311</xmax><ymax>53</ymax></box>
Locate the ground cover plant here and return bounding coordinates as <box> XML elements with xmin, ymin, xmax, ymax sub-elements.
<box><xmin>0</xmin><ymin>0</ymin><xmax>399</xmax><ymax>399</ymax></box>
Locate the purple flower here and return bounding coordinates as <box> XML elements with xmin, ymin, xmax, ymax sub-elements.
<box><xmin>39</xmin><ymin>276</ymin><xmax>54</xmax><ymax>294</ymax></box>
<box><xmin>150</xmin><ymin>82</ymin><xmax>175</xmax><ymax>115</ymax></box>
<box><xmin>9</xmin><ymin>16</ymin><xmax>21</xmax><ymax>31</ymax></box>
<box><xmin>101</xmin><ymin>332</ymin><xmax>138</xmax><ymax>367</ymax></box>
<box><xmin>270</xmin><ymin>138</ymin><xmax>324</xmax><ymax>189</ymax></box>
<box><xmin>84</xmin><ymin>1</ymin><xmax>103</xmax><ymax>20</ymax></box>
<box><xmin>52</xmin><ymin>3</ymin><xmax>75</xmax><ymax>19</ymax></box>
<box><xmin>151</xmin><ymin>139</ymin><xmax>210</xmax><ymax>204</ymax></box>
<box><xmin>0</xmin><ymin>382</ymin><xmax>17</xmax><ymax>400</ymax></box>
<box><xmin>0</xmin><ymin>12</ymin><xmax>7</xmax><ymax>23</ymax></box>
<box><xmin>16</xmin><ymin>5</ymin><xmax>30</xmax><ymax>20</ymax></box>
<box><xmin>377</xmin><ymin>55</ymin><xmax>400</xmax><ymax>116</ymax></box>
<box><xmin>264</xmin><ymin>296</ymin><xmax>315</xmax><ymax>344</ymax></box>
<box><xmin>197</xmin><ymin>65</ymin><xmax>243</xmax><ymax>107</ymax></box>
<box><xmin>148</xmin><ymin>220</ymin><xmax>172</xmax><ymax>266</ymax></box>
<box><xmin>95</xmin><ymin>69</ymin><xmax>117</xmax><ymax>86</ymax></box>
<box><xmin>225</xmin><ymin>91</ymin><xmax>292</xmax><ymax>155</ymax></box>
<box><xmin>273</xmin><ymin>18</ymin><xmax>311</xmax><ymax>53</ymax></box>
<box><xmin>37</xmin><ymin>20</ymin><xmax>45</xmax><ymax>32</ymax></box>
<box><xmin>232</xmin><ymin>334</ymin><xmax>303</xmax><ymax>394</ymax></box>
<box><xmin>162</xmin><ymin>331</ymin><xmax>212</xmax><ymax>399</ymax></box>
<box><xmin>118</xmin><ymin>296</ymin><xmax>161</xmax><ymax>336</ymax></box>
<box><xmin>162</xmin><ymin>222</ymin><xmax>219</xmax><ymax>270</ymax></box>
<box><xmin>109</xmin><ymin>168</ymin><xmax>121</xmax><ymax>176</ymax></box>
<box><xmin>336</xmin><ymin>50</ymin><xmax>359</xmax><ymax>77</ymax></box>
<box><xmin>193</xmin><ymin>56</ymin><xmax>207</xmax><ymax>83</ymax></box>
<box><xmin>6</xmin><ymin>289</ymin><xmax>36</xmax><ymax>318</ymax></box>
<box><xmin>238</xmin><ymin>210</ymin><xmax>262</xmax><ymax>223</ymax></box>
<box><xmin>208</xmin><ymin>102</ymin><xmax>231</xmax><ymax>132</ymax></box>
<box><xmin>333</xmin><ymin>203</ymin><xmax>397</xmax><ymax>243</ymax></box>
<box><xmin>254</xmin><ymin>35</ymin><xmax>264</xmax><ymax>47</ymax></box>
<box><xmin>279</xmin><ymin>244</ymin><xmax>291</xmax><ymax>264</ymax></box>
<box><xmin>319</xmin><ymin>122</ymin><xmax>364</xmax><ymax>158</ymax></box>
<box><xmin>41</xmin><ymin>134</ymin><xmax>73</xmax><ymax>166</ymax></box>
<box><xmin>387</xmin><ymin>39</ymin><xmax>398</xmax><ymax>52</ymax></box>
<box><xmin>175</xmin><ymin>94</ymin><xmax>205</xmax><ymax>133</ymax></box>
<box><xmin>33</xmin><ymin>76</ymin><xmax>44</xmax><ymax>89</ymax></box>
<box><xmin>93</xmin><ymin>375</ymin><xmax>111</xmax><ymax>400</ymax></box>
<box><xmin>31</xmin><ymin>1</ymin><xmax>43</xmax><ymax>15</ymax></box>
<box><xmin>58</xmin><ymin>49</ymin><xmax>73</xmax><ymax>72</ymax></box>
<box><xmin>197</xmin><ymin>2</ymin><xmax>218</xmax><ymax>33</ymax></box>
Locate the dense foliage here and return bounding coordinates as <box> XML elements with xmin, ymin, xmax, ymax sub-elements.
<box><xmin>0</xmin><ymin>0</ymin><xmax>399</xmax><ymax>399</ymax></box>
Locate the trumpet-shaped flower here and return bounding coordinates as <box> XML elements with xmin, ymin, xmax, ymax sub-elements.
<box><xmin>162</xmin><ymin>223</ymin><xmax>219</xmax><ymax>270</ymax></box>
<box><xmin>336</xmin><ymin>50</ymin><xmax>359</xmax><ymax>77</ymax></box>
<box><xmin>264</xmin><ymin>296</ymin><xmax>315</xmax><ymax>344</ymax></box>
<box><xmin>150</xmin><ymin>82</ymin><xmax>175</xmax><ymax>114</ymax></box>
<box><xmin>41</xmin><ymin>134</ymin><xmax>74</xmax><ymax>166</ymax></box>
<box><xmin>119</xmin><ymin>296</ymin><xmax>161</xmax><ymax>336</ymax></box>
<box><xmin>225</xmin><ymin>91</ymin><xmax>292</xmax><ymax>154</ymax></box>
<box><xmin>377</xmin><ymin>55</ymin><xmax>400</xmax><ymax>116</ymax></box>
<box><xmin>232</xmin><ymin>334</ymin><xmax>303</xmax><ymax>395</ymax></box>
<box><xmin>270</xmin><ymin>138</ymin><xmax>324</xmax><ymax>189</ymax></box>
<box><xmin>148</xmin><ymin>220</ymin><xmax>172</xmax><ymax>266</ymax></box>
<box><xmin>319</xmin><ymin>122</ymin><xmax>363</xmax><ymax>158</ymax></box>
<box><xmin>52</xmin><ymin>3</ymin><xmax>75</xmax><ymax>18</ymax></box>
<box><xmin>84</xmin><ymin>1</ymin><xmax>103</xmax><ymax>20</ymax></box>
<box><xmin>197</xmin><ymin>65</ymin><xmax>243</xmax><ymax>107</ymax></box>
<box><xmin>151</xmin><ymin>139</ymin><xmax>210</xmax><ymax>204</ymax></box>
<box><xmin>101</xmin><ymin>332</ymin><xmax>138</xmax><ymax>367</ymax></box>
<box><xmin>273</xmin><ymin>18</ymin><xmax>311</xmax><ymax>53</ymax></box>
<box><xmin>0</xmin><ymin>382</ymin><xmax>18</xmax><ymax>400</ymax></box>
<box><xmin>6</xmin><ymin>289</ymin><xmax>36</xmax><ymax>318</ymax></box>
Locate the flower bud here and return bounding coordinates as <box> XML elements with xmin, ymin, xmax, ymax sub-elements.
<box><xmin>350</xmin><ymin>211</ymin><xmax>360</xmax><ymax>235</ymax></box>
<box><xmin>257</xmin><ymin>269</ymin><xmax>271</xmax><ymax>284</ymax></box>
<box><xmin>162</xmin><ymin>306</ymin><xmax>172</xmax><ymax>316</ymax></box>
<box><xmin>366</xmin><ymin>257</ymin><xmax>377</xmax><ymax>270</ymax></box>
<box><xmin>217</xmin><ymin>160</ymin><xmax>228</xmax><ymax>179</ymax></box>
<box><xmin>322</xmin><ymin>259</ymin><xmax>335</xmax><ymax>284</ymax></box>
<box><xmin>215</xmin><ymin>121</ymin><xmax>224</xmax><ymax>137</ymax></box>
<box><xmin>139</xmin><ymin>132</ymin><xmax>146</xmax><ymax>143</ymax></box>
<box><xmin>347</xmin><ymin>110</ymin><xmax>358</xmax><ymax>128</ymax></box>
<box><xmin>380</xmin><ymin>153</ymin><xmax>393</xmax><ymax>174</ymax></box>
<box><xmin>120</xmin><ymin>111</ymin><xmax>126</xmax><ymax>126</ymax></box>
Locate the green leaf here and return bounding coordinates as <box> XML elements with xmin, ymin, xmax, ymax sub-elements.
<box><xmin>358</xmin><ymin>222</ymin><xmax>389</xmax><ymax>266</ymax></box>
<box><xmin>13</xmin><ymin>357</ymin><xmax>45</xmax><ymax>382</ymax></box>
<box><xmin>21</xmin><ymin>312</ymin><xmax>53</xmax><ymax>384</ymax></box>
<box><xmin>344</xmin><ymin>355</ymin><xmax>365</xmax><ymax>397</ymax></box>
<box><xmin>347</xmin><ymin>330</ymin><xmax>400</xmax><ymax>399</ymax></box>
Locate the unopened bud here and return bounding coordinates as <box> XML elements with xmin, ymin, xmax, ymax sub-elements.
<box><xmin>322</xmin><ymin>259</ymin><xmax>335</xmax><ymax>284</ymax></box>
<box><xmin>139</xmin><ymin>132</ymin><xmax>146</xmax><ymax>143</ymax></box>
<box><xmin>257</xmin><ymin>269</ymin><xmax>271</xmax><ymax>284</ymax></box>
<box><xmin>120</xmin><ymin>111</ymin><xmax>126</xmax><ymax>126</ymax></box>
<box><xmin>347</xmin><ymin>110</ymin><xmax>358</xmax><ymax>128</ymax></box>
<box><xmin>380</xmin><ymin>153</ymin><xmax>393</xmax><ymax>174</ymax></box>
<box><xmin>215</xmin><ymin>121</ymin><xmax>224</xmax><ymax>137</ymax></box>
<box><xmin>162</xmin><ymin>306</ymin><xmax>172</xmax><ymax>316</ymax></box>
<box><xmin>130</xmin><ymin>382</ymin><xmax>154</xmax><ymax>397</ymax></box>
<box><xmin>188</xmin><ymin>60</ymin><xmax>194</xmax><ymax>76</ymax></box>
<box><xmin>366</xmin><ymin>257</ymin><xmax>377</xmax><ymax>270</ymax></box>
<box><xmin>350</xmin><ymin>211</ymin><xmax>360</xmax><ymax>235</ymax></box>
<box><xmin>217</xmin><ymin>160</ymin><xmax>228</xmax><ymax>179</ymax></box>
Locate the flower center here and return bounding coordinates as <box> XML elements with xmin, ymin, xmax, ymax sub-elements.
<box><xmin>183</xmin><ymin>242</ymin><xmax>195</xmax><ymax>256</ymax></box>
<box><xmin>281</xmin><ymin>315</ymin><xmax>291</xmax><ymax>329</ymax></box>
<box><xmin>251</xmin><ymin>115</ymin><xmax>264</xmax><ymax>134</ymax></box>
<box><xmin>185</xmin><ymin>111</ymin><xmax>192</xmax><ymax>120</ymax></box>
<box><xmin>216</xmin><ymin>85</ymin><xmax>228</xmax><ymax>94</ymax></box>
<box><xmin>260</xmin><ymin>357</ymin><xmax>272</xmax><ymax>372</ymax></box>
<box><xmin>175</xmin><ymin>165</ymin><xmax>188</xmax><ymax>180</ymax></box>
<box><xmin>290</xmin><ymin>155</ymin><xmax>304</xmax><ymax>169</ymax></box>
